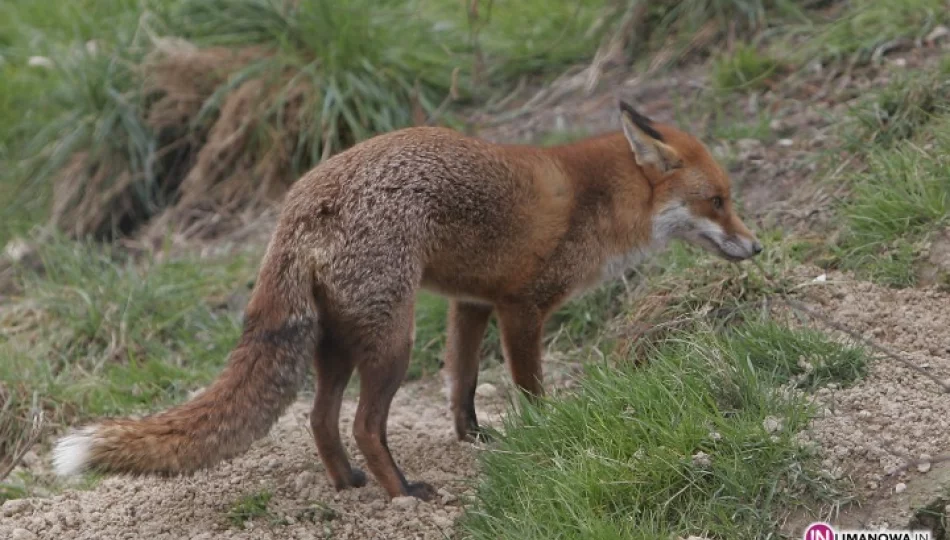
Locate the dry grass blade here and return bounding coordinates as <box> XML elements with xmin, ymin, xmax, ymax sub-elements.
<box><xmin>0</xmin><ymin>389</ymin><xmax>45</xmax><ymax>484</ymax></box>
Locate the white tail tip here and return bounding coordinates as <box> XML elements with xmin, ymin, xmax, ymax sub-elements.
<box><xmin>52</xmin><ymin>426</ymin><xmax>98</xmax><ymax>476</ymax></box>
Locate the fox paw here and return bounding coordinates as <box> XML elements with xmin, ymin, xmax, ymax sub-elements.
<box><xmin>405</xmin><ymin>481</ymin><xmax>437</xmax><ymax>501</ymax></box>
<box><xmin>349</xmin><ymin>468</ymin><xmax>367</xmax><ymax>488</ymax></box>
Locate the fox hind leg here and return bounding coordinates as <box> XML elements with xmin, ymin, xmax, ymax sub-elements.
<box><xmin>311</xmin><ymin>337</ymin><xmax>365</xmax><ymax>490</ymax></box>
<box><xmin>444</xmin><ymin>300</ymin><xmax>494</xmax><ymax>442</ymax></box>
<box><xmin>496</xmin><ymin>304</ymin><xmax>545</xmax><ymax>399</ymax></box>
<box><xmin>352</xmin><ymin>300</ymin><xmax>436</xmax><ymax>501</ymax></box>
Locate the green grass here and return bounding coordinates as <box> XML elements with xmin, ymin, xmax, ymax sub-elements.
<box><xmin>802</xmin><ymin>0</ymin><xmax>950</xmax><ymax>63</ymax></box>
<box><xmin>712</xmin><ymin>43</ymin><xmax>782</xmax><ymax>93</ymax></box>
<box><xmin>461</xmin><ymin>318</ymin><xmax>863</xmax><ymax>539</ymax></box>
<box><xmin>0</xmin><ymin>236</ymin><xmax>258</xmax><ymax>495</ymax></box>
<box><xmin>0</xmin><ymin>0</ymin><xmax>168</xmax><ymax>244</ymax></box>
<box><xmin>4</xmin><ymin>239</ymin><xmax>256</xmax><ymax>414</ymax></box>
<box><xmin>844</xmin><ymin>68</ymin><xmax>950</xmax><ymax>150</ymax></box>
<box><xmin>835</xmin><ymin>120</ymin><xmax>950</xmax><ymax>286</ymax></box>
<box><xmin>424</xmin><ymin>0</ymin><xmax>617</xmax><ymax>86</ymax></box>
<box><xmin>4</xmin><ymin>0</ymin><xmax>472</xmax><ymax>240</ymax></box>
<box><xmin>226</xmin><ymin>490</ymin><xmax>275</xmax><ymax>529</ymax></box>
<box><xmin>720</xmin><ymin>320</ymin><xmax>868</xmax><ymax>391</ymax></box>
<box><xmin>628</xmin><ymin>0</ymin><xmax>805</xmax><ymax>68</ymax></box>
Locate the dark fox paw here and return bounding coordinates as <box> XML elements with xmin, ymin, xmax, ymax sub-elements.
<box><xmin>331</xmin><ymin>467</ymin><xmax>367</xmax><ymax>491</ymax></box>
<box><xmin>349</xmin><ymin>468</ymin><xmax>367</xmax><ymax>488</ymax></box>
<box><xmin>405</xmin><ymin>481</ymin><xmax>438</xmax><ymax>501</ymax></box>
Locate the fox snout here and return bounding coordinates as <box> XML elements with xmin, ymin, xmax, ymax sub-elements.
<box><xmin>711</xmin><ymin>231</ymin><xmax>762</xmax><ymax>261</ymax></box>
<box><xmin>705</xmin><ymin>216</ymin><xmax>762</xmax><ymax>261</ymax></box>
<box><xmin>684</xmin><ymin>214</ymin><xmax>762</xmax><ymax>262</ymax></box>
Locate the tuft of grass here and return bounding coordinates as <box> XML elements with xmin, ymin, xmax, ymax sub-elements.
<box><xmin>461</xmin><ymin>318</ymin><xmax>860</xmax><ymax>539</ymax></box>
<box><xmin>720</xmin><ymin>321</ymin><xmax>868</xmax><ymax>390</ymax></box>
<box><xmin>296</xmin><ymin>500</ymin><xmax>338</xmax><ymax>524</ymax></box>
<box><xmin>409</xmin><ymin>292</ymin><xmax>452</xmax><ymax>380</ymax></box>
<box><xmin>835</xmin><ymin>116</ymin><xmax>950</xmax><ymax>286</ymax></box>
<box><xmin>712</xmin><ymin>43</ymin><xmax>782</xmax><ymax>93</ymax></box>
<box><xmin>9</xmin><ymin>0</ymin><xmax>467</xmax><ymax>240</ymax></box>
<box><xmin>845</xmin><ymin>69</ymin><xmax>950</xmax><ymax>150</ymax></box>
<box><xmin>0</xmin><ymin>0</ymin><xmax>164</xmax><ymax>244</ymax></box>
<box><xmin>627</xmin><ymin>0</ymin><xmax>805</xmax><ymax>70</ymax></box>
<box><xmin>226</xmin><ymin>490</ymin><xmax>275</xmax><ymax>529</ymax></box>
<box><xmin>427</xmin><ymin>0</ymin><xmax>618</xmax><ymax>87</ymax></box>
<box><xmin>803</xmin><ymin>0</ymin><xmax>950</xmax><ymax>64</ymax></box>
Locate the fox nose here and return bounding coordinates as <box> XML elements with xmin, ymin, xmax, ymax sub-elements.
<box><xmin>751</xmin><ymin>241</ymin><xmax>763</xmax><ymax>255</ymax></box>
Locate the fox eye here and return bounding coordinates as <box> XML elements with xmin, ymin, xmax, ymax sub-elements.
<box><xmin>712</xmin><ymin>196</ymin><xmax>724</xmax><ymax>209</ymax></box>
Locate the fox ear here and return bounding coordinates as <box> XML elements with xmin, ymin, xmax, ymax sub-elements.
<box><xmin>619</xmin><ymin>101</ymin><xmax>682</xmax><ymax>174</ymax></box>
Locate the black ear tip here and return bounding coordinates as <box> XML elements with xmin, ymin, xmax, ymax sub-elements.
<box><xmin>618</xmin><ymin>100</ymin><xmax>652</xmax><ymax>123</ymax></box>
<box><xmin>618</xmin><ymin>100</ymin><xmax>664</xmax><ymax>142</ymax></box>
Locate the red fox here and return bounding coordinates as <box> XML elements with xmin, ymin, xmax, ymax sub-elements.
<box><xmin>52</xmin><ymin>102</ymin><xmax>762</xmax><ymax>501</ymax></box>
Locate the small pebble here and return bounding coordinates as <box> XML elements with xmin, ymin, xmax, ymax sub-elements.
<box><xmin>895</xmin><ymin>483</ymin><xmax>907</xmax><ymax>494</ymax></box>
<box><xmin>475</xmin><ymin>383</ymin><xmax>498</xmax><ymax>399</ymax></box>
<box><xmin>763</xmin><ymin>416</ymin><xmax>783</xmax><ymax>434</ymax></box>
<box><xmin>437</xmin><ymin>488</ymin><xmax>457</xmax><ymax>505</ymax></box>
<box><xmin>692</xmin><ymin>452</ymin><xmax>712</xmax><ymax>468</ymax></box>
<box><xmin>391</xmin><ymin>496</ymin><xmax>419</xmax><ymax>511</ymax></box>
<box><xmin>2</xmin><ymin>499</ymin><xmax>33</xmax><ymax>517</ymax></box>
<box><xmin>11</xmin><ymin>529</ymin><xmax>37</xmax><ymax>540</ymax></box>
<box><xmin>294</xmin><ymin>472</ymin><xmax>317</xmax><ymax>493</ymax></box>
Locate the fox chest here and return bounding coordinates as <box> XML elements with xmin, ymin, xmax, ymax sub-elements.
<box><xmin>563</xmin><ymin>247</ymin><xmax>651</xmax><ymax>301</ymax></box>
<box><xmin>599</xmin><ymin>248</ymin><xmax>650</xmax><ymax>283</ymax></box>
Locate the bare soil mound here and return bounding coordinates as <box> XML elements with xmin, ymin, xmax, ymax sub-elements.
<box><xmin>798</xmin><ymin>271</ymin><xmax>950</xmax><ymax>529</ymax></box>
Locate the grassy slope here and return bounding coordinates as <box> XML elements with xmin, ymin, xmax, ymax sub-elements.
<box><xmin>829</xmin><ymin>66</ymin><xmax>950</xmax><ymax>286</ymax></box>
<box><xmin>462</xmin><ymin>319</ymin><xmax>865</xmax><ymax>539</ymax></box>
<box><xmin>0</xmin><ymin>239</ymin><xmax>258</xmax><ymax>498</ymax></box>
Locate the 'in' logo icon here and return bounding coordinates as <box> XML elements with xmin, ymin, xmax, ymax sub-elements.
<box><xmin>804</xmin><ymin>522</ymin><xmax>835</xmax><ymax>540</ymax></box>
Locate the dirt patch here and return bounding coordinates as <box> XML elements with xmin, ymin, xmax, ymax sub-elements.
<box><xmin>919</xmin><ymin>227</ymin><xmax>950</xmax><ymax>288</ymax></box>
<box><xmin>795</xmin><ymin>272</ymin><xmax>950</xmax><ymax>530</ymax></box>
<box><xmin>0</xmin><ymin>377</ymin><xmax>510</xmax><ymax>540</ymax></box>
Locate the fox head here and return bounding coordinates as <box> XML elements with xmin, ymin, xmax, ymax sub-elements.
<box><xmin>618</xmin><ymin>101</ymin><xmax>762</xmax><ymax>261</ymax></box>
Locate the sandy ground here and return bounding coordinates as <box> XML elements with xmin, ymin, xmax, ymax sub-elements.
<box><xmin>0</xmin><ymin>377</ymin><xmax>511</xmax><ymax>540</ymax></box>
<box><xmin>795</xmin><ymin>271</ymin><xmax>950</xmax><ymax>529</ymax></box>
